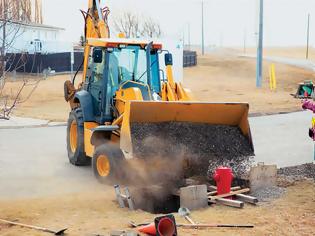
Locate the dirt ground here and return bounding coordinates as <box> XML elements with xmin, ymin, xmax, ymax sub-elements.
<box><xmin>0</xmin><ymin>181</ymin><xmax>314</xmax><ymax>236</ymax></box>
<box><xmin>2</xmin><ymin>51</ymin><xmax>314</xmax><ymax>121</ymax></box>
<box><xmin>184</xmin><ymin>53</ymin><xmax>314</xmax><ymax>115</ymax></box>
<box><xmin>239</xmin><ymin>47</ymin><xmax>315</xmax><ymax>62</ymax></box>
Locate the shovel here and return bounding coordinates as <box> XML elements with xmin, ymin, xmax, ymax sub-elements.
<box><xmin>178</xmin><ymin>207</ymin><xmax>196</xmax><ymax>225</ymax></box>
<box><xmin>0</xmin><ymin>218</ymin><xmax>67</xmax><ymax>235</ymax></box>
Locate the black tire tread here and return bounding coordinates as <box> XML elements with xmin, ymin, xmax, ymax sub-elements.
<box><xmin>92</xmin><ymin>143</ymin><xmax>124</xmax><ymax>184</ymax></box>
<box><xmin>66</xmin><ymin>108</ymin><xmax>90</xmax><ymax>166</ymax></box>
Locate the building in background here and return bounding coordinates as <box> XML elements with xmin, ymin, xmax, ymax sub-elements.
<box><xmin>0</xmin><ymin>0</ymin><xmax>72</xmax><ymax>54</ymax></box>
<box><xmin>1</xmin><ymin>0</ymin><xmax>74</xmax><ymax>73</ymax></box>
<box><xmin>0</xmin><ymin>20</ymin><xmax>72</xmax><ymax>54</ymax></box>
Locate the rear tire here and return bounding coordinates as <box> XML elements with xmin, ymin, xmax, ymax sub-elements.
<box><xmin>92</xmin><ymin>144</ymin><xmax>125</xmax><ymax>184</ymax></box>
<box><xmin>66</xmin><ymin>108</ymin><xmax>90</xmax><ymax>166</ymax></box>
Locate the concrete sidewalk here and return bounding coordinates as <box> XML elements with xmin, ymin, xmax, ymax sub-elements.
<box><xmin>0</xmin><ymin>116</ymin><xmax>66</xmax><ymax>129</ymax></box>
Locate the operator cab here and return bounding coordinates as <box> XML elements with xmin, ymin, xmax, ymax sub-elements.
<box><xmin>84</xmin><ymin>38</ymin><xmax>163</xmax><ymax>124</ymax></box>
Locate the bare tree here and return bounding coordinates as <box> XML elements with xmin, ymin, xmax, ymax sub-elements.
<box><xmin>113</xmin><ymin>12</ymin><xmax>140</xmax><ymax>38</ymax></box>
<box><xmin>141</xmin><ymin>17</ymin><xmax>161</xmax><ymax>38</ymax></box>
<box><xmin>0</xmin><ymin>0</ymin><xmax>41</xmax><ymax>120</ymax></box>
<box><xmin>113</xmin><ymin>12</ymin><xmax>162</xmax><ymax>38</ymax></box>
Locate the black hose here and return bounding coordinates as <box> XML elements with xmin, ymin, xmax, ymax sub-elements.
<box><xmin>72</xmin><ymin>59</ymin><xmax>84</xmax><ymax>85</ymax></box>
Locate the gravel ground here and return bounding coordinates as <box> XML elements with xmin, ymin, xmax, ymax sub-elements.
<box><xmin>131</xmin><ymin>122</ymin><xmax>254</xmax><ymax>181</ymax></box>
<box><xmin>252</xmin><ymin>186</ymin><xmax>286</xmax><ymax>202</ymax></box>
<box><xmin>277</xmin><ymin>163</ymin><xmax>315</xmax><ymax>187</ymax></box>
<box><xmin>278</xmin><ymin>163</ymin><xmax>315</xmax><ymax>180</ymax></box>
<box><xmin>253</xmin><ymin>164</ymin><xmax>315</xmax><ymax>201</ymax></box>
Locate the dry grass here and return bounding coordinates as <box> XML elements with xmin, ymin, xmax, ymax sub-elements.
<box><xmin>2</xmin><ymin>52</ymin><xmax>314</xmax><ymax>121</ymax></box>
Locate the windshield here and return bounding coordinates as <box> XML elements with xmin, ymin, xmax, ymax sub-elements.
<box><xmin>108</xmin><ymin>46</ymin><xmax>160</xmax><ymax>93</ymax></box>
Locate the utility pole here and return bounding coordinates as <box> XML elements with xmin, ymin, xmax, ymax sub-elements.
<box><xmin>182</xmin><ymin>29</ymin><xmax>185</xmax><ymax>49</ymax></box>
<box><xmin>243</xmin><ymin>29</ymin><xmax>247</xmax><ymax>54</ymax></box>
<box><xmin>306</xmin><ymin>13</ymin><xmax>310</xmax><ymax>59</ymax></box>
<box><xmin>201</xmin><ymin>0</ymin><xmax>205</xmax><ymax>55</ymax></box>
<box><xmin>256</xmin><ymin>0</ymin><xmax>264</xmax><ymax>88</ymax></box>
<box><xmin>188</xmin><ymin>23</ymin><xmax>191</xmax><ymax>51</ymax></box>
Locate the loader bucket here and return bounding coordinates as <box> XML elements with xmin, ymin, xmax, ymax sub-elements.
<box><xmin>120</xmin><ymin>101</ymin><xmax>253</xmax><ymax>154</ymax></box>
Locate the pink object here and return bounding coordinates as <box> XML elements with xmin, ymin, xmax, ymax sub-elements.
<box><xmin>302</xmin><ymin>100</ymin><xmax>315</xmax><ymax>113</ymax></box>
<box><xmin>213</xmin><ymin>167</ymin><xmax>234</xmax><ymax>198</ymax></box>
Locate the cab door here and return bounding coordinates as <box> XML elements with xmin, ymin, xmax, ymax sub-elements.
<box><xmin>87</xmin><ymin>48</ymin><xmax>106</xmax><ymax>119</ymax></box>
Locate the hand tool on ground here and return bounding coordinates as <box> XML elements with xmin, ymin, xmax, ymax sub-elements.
<box><xmin>178</xmin><ymin>223</ymin><xmax>254</xmax><ymax>228</ymax></box>
<box><xmin>178</xmin><ymin>207</ymin><xmax>195</xmax><ymax>224</ymax></box>
<box><xmin>0</xmin><ymin>218</ymin><xmax>67</xmax><ymax>235</ymax></box>
<box><xmin>129</xmin><ymin>221</ymin><xmax>254</xmax><ymax>229</ymax></box>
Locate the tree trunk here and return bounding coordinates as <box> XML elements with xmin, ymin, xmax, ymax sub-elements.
<box><xmin>0</xmin><ymin>1</ymin><xmax>7</xmax><ymax>79</ymax></box>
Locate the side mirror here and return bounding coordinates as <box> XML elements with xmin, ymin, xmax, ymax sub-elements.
<box><xmin>93</xmin><ymin>47</ymin><xmax>103</xmax><ymax>63</ymax></box>
<box><xmin>165</xmin><ymin>53</ymin><xmax>173</xmax><ymax>66</ymax></box>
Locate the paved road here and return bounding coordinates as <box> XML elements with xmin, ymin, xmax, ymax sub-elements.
<box><xmin>240</xmin><ymin>54</ymin><xmax>315</xmax><ymax>71</ymax></box>
<box><xmin>0</xmin><ymin>126</ymin><xmax>104</xmax><ymax>200</ymax></box>
<box><xmin>0</xmin><ymin>111</ymin><xmax>314</xmax><ymax>199</ymax></box>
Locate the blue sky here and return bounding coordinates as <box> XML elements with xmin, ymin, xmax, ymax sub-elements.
<box><xmin>42</xmin><ymin>0</ymin><xmax>315</xmax><ymax>47</ymax></box>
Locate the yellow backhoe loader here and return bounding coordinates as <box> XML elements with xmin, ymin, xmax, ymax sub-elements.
<box><xmin>64</xmin><ymin>0</ymin><xmax>254</xmax><ymax>184</ymax></box>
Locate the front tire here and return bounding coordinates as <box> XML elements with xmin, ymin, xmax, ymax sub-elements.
<box><xmin>93</xmin><ymin>144</ymin><xmax>125</xmax><ymax>184</ymax></box>
<box><xmin>66</xmin><ymin>108</ymin><xmax>90</xmax><ymax>166</ymax></box>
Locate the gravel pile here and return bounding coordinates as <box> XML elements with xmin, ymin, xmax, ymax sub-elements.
<box><xmin>131</xmin><ymin>122</ymin><xmax>254</xmax><ymax>180</ymax></box>
<box><xmin>252</xmin><ymin>186</ymin><xmax>286</xmax><ymax>202</ymax></box>
<box><xmin>277</xmin><ymin>163</ymin><xmax>315</xmax><ymax>180</ymax></box>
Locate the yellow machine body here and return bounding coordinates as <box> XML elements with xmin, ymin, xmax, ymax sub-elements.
<box><xmin>64</xmin><ymin>0</ymin><xmax>253</xmax><ymax>182</ymax></box>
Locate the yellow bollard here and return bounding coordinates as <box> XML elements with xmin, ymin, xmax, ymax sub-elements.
<box><xmin>269</xmin><ymin>64</ymin><xmax>277</xmax><ymax>91</ymax></box>
<box><xmin>269</xmin><ymin>65</ymin><xmax>273</xmax><ymax>90</ymax></box>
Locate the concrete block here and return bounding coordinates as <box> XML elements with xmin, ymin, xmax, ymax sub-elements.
<box><xmin>249</xmin><ymin>163</ymin><xmax>277</xmax><ymax>191</ymax></box>
<box><xmin>180</xmin><ymin>185</ymin><xmax>208</xmax><ymax>210</ymax></box>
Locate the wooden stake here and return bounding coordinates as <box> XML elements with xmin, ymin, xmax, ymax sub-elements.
<box><xmin>207</xmin><ymin>186</ymin><xmax>241</xmax><ymax>196</ymax></box>
<box><xmin>208</xmin><ymin>188</ymin><xmax>250</xmax><ymax>200</ymax></box>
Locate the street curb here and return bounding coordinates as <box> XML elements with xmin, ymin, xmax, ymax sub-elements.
<box><xmin>249</xmin><ymin>109</ymin><xmax>304</xmax><ymax>118</ymax></box>
<box><xmin>0</xmin><ymin>122</ymin><xmax>67</xmax><ymax>130</ymax></box>
<box><xmin>0</xmin><ymin>110</ymin><xmax>305</xmax><ymax>129</ymax></box>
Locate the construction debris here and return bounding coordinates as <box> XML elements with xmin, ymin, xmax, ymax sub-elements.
<box><xmin>207</xmin><ymin>185</ymin><xmax>258</xmax><ymax>208</ymax></box>
<box><xmin>114</xmin><ymin>185</ymin><xmax>135</xmax><ymax>210</ymax></box>
<box><xmin>249</xmin><ymin>163</ymin><xmax>277</xmax><ymax>191</ymax></box>
<box><xmin>180</xmin><ymin>185</ymin><xmax>208</xmax><ymax>210</ymax></box>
